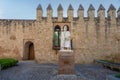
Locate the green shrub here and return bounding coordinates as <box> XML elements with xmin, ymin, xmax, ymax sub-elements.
<box><xmin>115</xmin><ymin>73</ymin><xmax>120</xmax><ymax>78</ymax></box>
<box><xmin>0</xmin><ymin>58</ymin><xmax>18</xmax><ymax>70</ymax></box>
<box><xmin>100</xmin><ymin>60</ymin><xmax>113</xmax><ymax>63</ymax></box>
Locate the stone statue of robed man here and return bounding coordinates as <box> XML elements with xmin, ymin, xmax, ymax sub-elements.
<box><xmin>60</xmin><ymin>26</ymin><xmax>71</xmax><ymax>50</ymax></box>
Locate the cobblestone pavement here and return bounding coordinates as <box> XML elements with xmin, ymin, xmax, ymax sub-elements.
<box><xmin>0</xmin><ymin>61</ymin><xmax>118</xmax><ymax>80</ymax></box>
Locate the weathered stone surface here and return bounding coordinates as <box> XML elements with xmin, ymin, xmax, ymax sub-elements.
<box><xmin>0</xmin><ymin>61</ymin><xmax>119</xmax><ymax>80</ymax></box>
<box><xmin>0</xmin><ymin>4</ymin><xmax>120</xmax><ymax>64</ymax></box>
<box><xmin>52</xmin><ymin>75</ymin><xmax>77</xmax><ymax>80</ymax></box>
<box><xmin>58</xmin><ymin>51</ymin><xmax>75</xmax><ymax>74</ymax></box>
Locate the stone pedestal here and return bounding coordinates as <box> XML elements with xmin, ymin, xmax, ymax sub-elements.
<box><xmin>58</xmin><ymin>50</ymin><xmax>75</xmax><ymax>74</ymax></box>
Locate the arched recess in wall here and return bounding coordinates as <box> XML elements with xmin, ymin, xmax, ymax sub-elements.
<box><xmin>53</xmin><ymin>25</ymin><xmax>61</xmax><ymax>50</ymax></box>
<box><xmin>23</xmin><ymin>41</ymin><xmax>35</xmax><ymax>60</ymax></box>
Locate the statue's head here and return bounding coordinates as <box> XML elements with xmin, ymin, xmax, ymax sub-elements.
<box><xmin>63</xmin><ymin>25</ymin><xmax>69</xmax><ymax>31</ymax></box>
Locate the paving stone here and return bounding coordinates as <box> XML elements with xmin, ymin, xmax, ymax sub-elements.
<box><xmin>51</xmin><ymin>75</ymin><xmax>77</xmax><ymax>80</ymax></box>
<box><xmin>0</xmin><ymin>61</ymin><xmax>119</xmax><ymax>80</ymax></box>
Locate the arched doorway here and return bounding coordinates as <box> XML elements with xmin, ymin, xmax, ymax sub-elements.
<box><xmin>23</xmin><ymin>41</ymin><xmax>35</xmax><ymax>60</ymax></box>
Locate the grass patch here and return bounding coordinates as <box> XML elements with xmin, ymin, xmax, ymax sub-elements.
<box><xmin>100</xmin><ymin>60</ymin><xmax>113</xmax><ymax>63</ymax></box>
<box><xmin>115</xmin><ymin>73</ymin><xmax>120</xmax><ymax>78</ymax></box>
<box><xmin>0</xmin><ymin>58</ymin><xmax>18</xmax><ymax>70</ymax></box>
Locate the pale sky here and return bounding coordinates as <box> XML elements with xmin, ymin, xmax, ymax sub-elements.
<box><xmin>0</xmin><ymin>0</ymin><xmax>120</xmax><ymax>19</ymax></box>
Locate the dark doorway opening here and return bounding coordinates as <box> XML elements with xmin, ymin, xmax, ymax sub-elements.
<box><xmin>23</xmin><ymin>41</ymin><xmax>35</xmax><ymax>60</ymax></box>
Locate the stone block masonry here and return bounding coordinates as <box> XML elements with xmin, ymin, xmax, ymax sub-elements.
<box><xmin>0</xmin><ymin>4</ymin><xmax>120</xmax><ymax>64</ymax></box>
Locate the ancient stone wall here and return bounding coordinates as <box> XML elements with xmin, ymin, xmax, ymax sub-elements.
<box><xmin>0</xmin><ymin>4</ymin><xmax>120</xmax><ymax>63</ymax></box>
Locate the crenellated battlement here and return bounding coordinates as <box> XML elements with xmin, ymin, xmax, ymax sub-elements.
<box><xmin>36</xmin><ymin>4</ymin><xmax>120</xmax><ymax>22</ymax></box>
<box><xmin>0</xmin><ymin>4</ymin><xmax>120</xmax><ymax>26</ymax></box>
